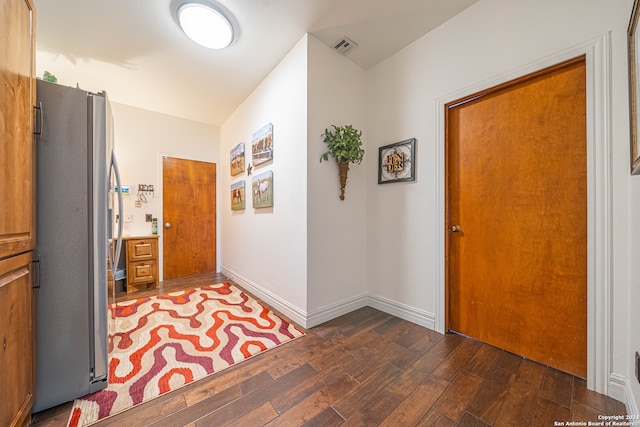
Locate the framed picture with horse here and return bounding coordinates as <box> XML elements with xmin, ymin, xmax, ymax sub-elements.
<box><xmin>230</xmin><ymin>142</ymin><xmax>245</xmax><ymax>176</ymax></box>
<box><xmin>252</xmin><ymin>170</ymin><xmax>273</xmax><ymax>209</ymax></box>
<box><xmin>251</xmin><ymin>123</ymin><xmax>273</xmax><ymax>167</ymax></box>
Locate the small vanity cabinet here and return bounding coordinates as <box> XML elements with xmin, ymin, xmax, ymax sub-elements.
<box><xmin>124</xmin><ymin>235</ymin><xmax>159</xmax><ymax>293</ymax></box>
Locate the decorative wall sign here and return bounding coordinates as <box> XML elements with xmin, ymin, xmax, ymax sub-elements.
<box><xmin>378</xmin><ymin>138</ymin><xmax>416</xmax><ymax>184</ymax></box>
<box><xmin>252</xmin><ymin>170</ymin><xmax>273</xmax><ymax>209</ymax></box>
<box><xmin>251</xmin><ymin>123</ymin><xmax>273</xmax><ymax>167</ymax></box>
<box><xmin>230</xmin><ymin>142</ymin><xmax>245</xmax><ymax>176</ymax></box>
<box><xmin>230</xmin><ymin>181</ymin><xmax>245</xmax><ymax>211</ymax></box>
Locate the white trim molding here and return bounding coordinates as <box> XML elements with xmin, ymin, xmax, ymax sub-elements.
<box><xmin>221</xmin><ymin>264</ymin><xmax>438</xmax><ymax>331</ymax></box>
<box><xmin>306</xmin><ymin>294</ymin><xmax>369</xmax><ymax>328</ymax></box>
<box><xmin>368</xmin><ymin>294</ymin><xmax>437</xmax><ymax>330</ymax></box>
<box><xmin>435</xmin><ymin>33</ymin><xmax>612</xmax><ymax>394</ymax></box>
<box><xmin>220</xmin><ymin>266</ymin><xmax>308</xmax><ymax>328</ymax></box>
<box><xmin>610</xmin><ymin>373</ymin><xmax>640</xmax><ymax>415</ymax></box>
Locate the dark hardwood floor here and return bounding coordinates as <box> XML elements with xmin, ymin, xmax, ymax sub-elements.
<box><xmin>31</xmin><ymin>273</ymin><xmax>626</xmax><ymax>426</ymax></box>
<box><xmin>112</xmin><ymin>272</ymin><xmax>230</xmax><ymax>303</ymax></box>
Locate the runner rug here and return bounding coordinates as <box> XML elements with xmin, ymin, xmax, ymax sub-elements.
<box><xmin>67</xmin><ymin>282</ymin><xmax>305</xmax><ymax>427</ymax></box>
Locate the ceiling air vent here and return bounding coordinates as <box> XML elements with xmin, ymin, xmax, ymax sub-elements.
<box><xmin>332</xmin><ymin>36</ymin><xmax>358</xmax><ymax>55</ymax></box>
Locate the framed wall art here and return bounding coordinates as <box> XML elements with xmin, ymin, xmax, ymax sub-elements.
<box><xmin>629</xmin><ymin>0</ymin><xmax>640</xmax><ymax>174</ymax></box>
<box><xmin>251</xmin><ymin>123</ymin><xmax>273</xmax><ymax>167</ymax></box>
<box><xmin>378</xmin><ymin>138</ymin><xmax>416</xmax><ymax>184</ymax></box>
<box><xmin>252</xmin><ymin>170</ymin><xmax>273</xmax><ymax>209</ymax></box>
<box><xmin>230</xmin><ymin>181</ymin><xmax>245</xmax><ymax>211</ymax></box>
<box><xmin>230</xmin><ymin>142</ymin><xmax>245</xmax><ymax>176</ymax></box>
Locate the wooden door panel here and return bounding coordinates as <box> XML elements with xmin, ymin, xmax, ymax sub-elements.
<box><xmin>163</xmin><ymin>157</ymin><xmax>216</xmax><ymax>279</ymax></box>
<box><xmin>447</xmin><ymin>57</ymin><xmax>587</xmax><ymax>378</ymax></box>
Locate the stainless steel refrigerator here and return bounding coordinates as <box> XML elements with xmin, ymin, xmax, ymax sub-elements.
<box><xmin>33</xmin><ymin>80</ymin><xmax>123</xmax><ymax>412</ymax></box>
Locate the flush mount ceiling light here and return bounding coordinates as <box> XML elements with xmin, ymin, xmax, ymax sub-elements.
<box><xmin>177</xmin><ymin>2</ymin><xmax>234</xmax><ymax>49</ymax></box>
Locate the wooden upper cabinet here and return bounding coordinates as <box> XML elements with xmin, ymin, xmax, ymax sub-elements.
<box><xmin>0</xmin><ymin>0</ymin><xmax>36</xmax><ymax>260</ymax></box>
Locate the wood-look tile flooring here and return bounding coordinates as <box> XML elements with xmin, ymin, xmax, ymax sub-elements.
<box><xmin>31</xmin><ymin>273</ymin><xmax>627</xmax><ymax>427</ymax></box>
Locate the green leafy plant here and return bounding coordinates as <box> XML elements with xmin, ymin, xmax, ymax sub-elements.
<box><xmin>39</xmin><ymin>71</ymin><xmax>58</xmax><ymax>83</ymax></box>
<box><xmin>320</xmin><ymin>124</ymin><xmax>364</xmax><ymax>164</ymax></box>
<box><xmin>320</xmin><ymin>124</ymin><xmax>365</xmax><ymax>200</ymax></box>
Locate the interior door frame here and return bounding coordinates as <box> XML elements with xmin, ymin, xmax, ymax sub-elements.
<box><xmin>435</xmin><ymin>34</ymin><xmax>611</xmax><ymax>394</ymax></box>
<box><xmin>157</xmin><ymin>153</ymin><xmax>219</xmax><ymax>281</ymax></box>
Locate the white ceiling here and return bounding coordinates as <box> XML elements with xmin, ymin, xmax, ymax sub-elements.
<box><xmin>35</xmin><ymin>0</ymin><xmax>477</xmax><ymax>127</ymax></box>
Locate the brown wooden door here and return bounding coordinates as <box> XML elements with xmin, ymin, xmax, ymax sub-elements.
<box><xmin>0</xmin><ymin>0</ymin><xmax>36</xmax><ymax>260</ymax></box>
<box><xmin>446</xmin><ymin>57</ymin><xmax>587</xmax><ymax>378</ymax></box>
<box><xmin>163</xmin><ymin>157</ymin><xmax>216</xmax><ymax>279</ymax></box>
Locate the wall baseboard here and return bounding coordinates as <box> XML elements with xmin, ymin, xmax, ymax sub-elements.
<box><xmin>610</xmin><ymin>373</ymin><xmax>639</xmax><ymax>415</ymax></box>
<box><xmin>220</xmin><ymin>265</ymin><xmax>437</xmax><ymax>331</ymax></box>
<box><xmin>367</xmin><ymin>294</ymin><xmax>437</xmax><ymax>330</ymax></box>
<box><xmin>306</xmin><ymin>294</ymin><xmax>369</xmax><ymax>328</ymax></box>
<box><xmin>220</xmin><ymin>266</ymin><xmax>308</xmax><ymax>328</ymax></box>
<box><xmin>306</xmin><ymin>294</ymin><xmax>437</xmax><ymax>330</ymax></box>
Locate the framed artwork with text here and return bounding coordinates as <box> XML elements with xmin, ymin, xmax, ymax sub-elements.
<box><xmin>378</xmin><ymin>138</ymin><xmax>416</xmax><ymax>184</ymax></box>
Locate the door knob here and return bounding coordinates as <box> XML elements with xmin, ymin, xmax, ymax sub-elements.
<box><xmin>450</xmin><ymin>225</ymin><xmax>461</xmax><ymax>232</ymax></box>
<box><xmin>165</xmin><ymin>222</ymin><xmax>171</xmax><ymax>229</ymax></box>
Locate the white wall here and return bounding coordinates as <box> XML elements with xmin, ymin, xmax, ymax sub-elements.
<box><xmin>219</xmin><ymin>36</ymin><xmax>309</xmax><ymax>325</ymax></box>
<box><xmin>306</xmin><ymin>35</ymin><xmax>368</xmax><ymax>325</ymax></box>
<box><xmin>365</xmin><ymin>0</ymin><xmax>635</xmax><ymax>410</ymax></box>
<box><xmin>111</xmin><ymin>102</ymin><xmax>219</xmax><ymax>279</ymax></box>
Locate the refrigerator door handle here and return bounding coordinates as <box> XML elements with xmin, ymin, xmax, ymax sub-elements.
<box><xmin>110</xmin><ymin>151</ymin><xmax>124</xmax><ymax>273</ymax></box>
<box><xmin>33</xmin><ymin>102</ymin><xmax>44</xmax><ymax>136</ymax></box>
<box><xmin>32</xmin><ymin>255</ymin><xmax>42</xmax><ymax>291</ymax></box>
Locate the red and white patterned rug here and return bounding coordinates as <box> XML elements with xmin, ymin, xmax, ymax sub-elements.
<box><xmin>67</xmin><ymin>282</ymin><xmax>305</xmax><ymax>427</ymax></box>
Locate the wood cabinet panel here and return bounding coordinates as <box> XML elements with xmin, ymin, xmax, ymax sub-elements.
<box><xmin>0</xmin><ymin>0</ymin><xmax>36</xmax><ymax>259</ymax></box>
<box><xmin>128</xmin><ymin>238</ymin><xmax>157</xmax><ymax>261</ymax></box>
<box><xmin>0</xmin><ymin>253</ymin><xmax>34</xmax><ymax>427</ymax></box>
<box><xmin>129</xmin><ymin>261</ymin><xmax>157</xmax><ymax>285</ymax></box>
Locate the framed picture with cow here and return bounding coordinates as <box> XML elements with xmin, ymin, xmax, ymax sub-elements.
<box><xmin>251</xmin><ymin>123</ymin><xmax>273</xmax><ymax>167</ymax></box>
<box><xmin>230</xmin><ymin>142</ymin><xmax>245</xmax><ymax>176</ymax></box>
<box><xmin>252</xmin><ymin>170</ymin><xmax>273</xmax><ymax>209</ymax></box>
<box><xmin>230</xmin><ymin>180</ymin><xmax>245</xmax><ymax>211</ymax></box>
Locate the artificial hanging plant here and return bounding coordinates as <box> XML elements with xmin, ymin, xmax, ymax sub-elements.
<box><xmin>320</xmin><ymin>124</ymin><xmax>365</xmax><ymax>200</ymax></box>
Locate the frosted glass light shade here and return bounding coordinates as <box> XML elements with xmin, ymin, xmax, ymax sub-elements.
<box><xmin>178</xmin><ymin>3</ymin><xmax>234</xmax><ymax>49</ymax></box>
